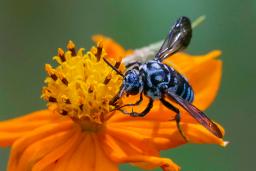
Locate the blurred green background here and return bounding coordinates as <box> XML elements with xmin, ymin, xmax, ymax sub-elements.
<box><xmin>0</xmin><ymin>0</ymin><xmax>255</xmax><ymax>170</ymax></box>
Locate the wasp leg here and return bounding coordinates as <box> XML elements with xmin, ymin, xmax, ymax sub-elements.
<box><xmin>119</xmin><ymin>97</ymin><xmax>153</xmax><ymax>117</ymax></box>
<box><xmin>110</xmin><ymin>84</ymin><xmax>126</xmax><ymax>105</ymax></box>
<box><xmin>160</xmin><ymin>98</ymin><xmax>189</xmax><ymax>142</ymax></box>
<box><xmin>114</xmin><ymin>93</ymin><xmax>143</xmax><ymax>110</ymax></box>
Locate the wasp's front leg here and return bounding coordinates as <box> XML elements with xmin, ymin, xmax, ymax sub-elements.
<box><xmin>118</xmin><ymin>97</ymin><xmax>153</xmax><ymax>117</ymax></box>
<box><xmin>114</xmin><ymin>93</ymin><xmax>143</xmax><ymax>110</ymax></box>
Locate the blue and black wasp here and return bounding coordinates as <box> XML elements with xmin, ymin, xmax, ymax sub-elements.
<box><xmin>104</xmin><ymin>16</ymin><xmax>223</xmax><ymax>140</ymax></box>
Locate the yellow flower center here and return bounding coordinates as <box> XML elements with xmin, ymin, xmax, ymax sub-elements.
<box><xmin>41</xmin><ymin>41</ymin><xmax>123</xmax><ymax>129</ymax></box>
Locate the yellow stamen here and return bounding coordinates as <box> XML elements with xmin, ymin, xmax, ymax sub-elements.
<box><xmin>42</xmin><ymin>41</ymin><xmax>123</xmax><ymax>129</ymax></box>
<box><xmin>57</xmin><ymin>48</ymin><xmax>65</xmax><ymax>62</ymax></box>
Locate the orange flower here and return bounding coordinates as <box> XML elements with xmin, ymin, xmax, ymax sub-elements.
<box><xmin>0</xmin><ymin>35</ymin><xmax>227</xmax><ymax>171</ymax></box>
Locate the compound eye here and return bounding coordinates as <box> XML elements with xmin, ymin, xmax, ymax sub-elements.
<box><xmin>126</xmin><ymin>71</ymin><xmax>138</xmax><ymax>82</ymax></box>
<box><xmin>128</xmin><ymin>75</ymin><xmax>134</xmax><ymax>82</ymax></box>
<box><xmin>124</xmin><ymin>72</ymin><xmax>141</xmax><ymax>95</ymax></box>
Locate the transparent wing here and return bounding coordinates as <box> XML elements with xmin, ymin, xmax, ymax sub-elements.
<box><xmin>155</xmin><ymin>16</ymin><xmax>192</xmax><ymax>61</ymax></box>
<box><xmin>165</xmin><ymin>90</ymin><xmax>223</xmax><ymax>138</ymax></box>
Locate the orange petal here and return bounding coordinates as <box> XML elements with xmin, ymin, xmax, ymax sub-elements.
<box><xmin>151</xmin><ymin>122</ymin><xmax>226</xmax><ymax>150</ymax></box>
<box><xmin>92</xmin><ymin>35</ymin><xmax>126</xmax><ymax>58</ymax></box>
<box><xmin>45</xmin><ymin>132</ymin><xmax>84</xmax><ymax>171</ymax></box>
<box><xmin>93</xmin><ymin>134</ymin><xmax>119</xmax><ymax>171</ymax></box>
<box><xmin>0</xmin><ymin>121</ymin><xmax>52</xmax><ymax>147</ymax></box>
<box><xmin>0</xmin><ymin>110</ymin><xmax>57</xmax><ymax>146</ymax></box>
<box><xmin>36</xmin><ymin>133</ymin><xmax>118</xmax><ymax>171</ymax></box>
<box><xmin>15</xmin><ymin>130</ymin><xmax>74</xmax><ymax>171</ymax></box>
<box><xmin>105</xmin><ymin>124</ymin><xmax>159</xmax><ymax>156</ymax></box>
<box><xmin>41</xmin><ymin>163</ymin><xmax>56</xmax><ymax>171</ymax></box>
<box><xmin>0</xmin><ymin>109</ymin><xmax>52</xmax><ymax>124</ymax></box>
<box><xmin>125</xmin><ymin>155</ymin><xmax>180</xmax><ymax>171</ymax></box>
<box><xmin>166</xmin><ymin>50</ymin><xmax>222</xmax><ymax>110</ymax></box>
<box><xmin>8</xmin><ymin>120</ymin><xmax>73</xmax><ymax>171</ymax></box>
<box><xmin>53</xmin><ymin>134</ymin><xmax>95</xmax><ymax>171</ymax></box>
<box><xmin>31</xmin><ymin>126</ymin><xmax>81</xmax><ymax>171</ymax></box>
<box><xmin>106</xmin><ymin>119</ymin><xmax>225</xmax><ymax>151</ymax></box>
<box><xmin>99</xmin><ymin>133</ymin><xmax>179</xmax><ymax>171</ymax></box>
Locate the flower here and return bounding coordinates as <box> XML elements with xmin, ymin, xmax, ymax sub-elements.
<box><xmin>0</xmin><ymin>35</ymin><xmax>226</xmax><ymax>171</ymax></box>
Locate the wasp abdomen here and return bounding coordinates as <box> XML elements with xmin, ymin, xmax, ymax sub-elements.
<box><xmin>168</xmin><ymin>68</ymin><xmax>194</xmax><ymax>103</ymax></box>
<box><xmin>176</xmin><ymin>82</ymin><xmax>194</xmax><ymax>103</ymax></box>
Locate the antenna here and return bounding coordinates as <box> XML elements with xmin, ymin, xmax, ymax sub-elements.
<box><xmin>103</xmin><ymin>58</ymin><xmax>124</xmax><ymax>77</ymax></box>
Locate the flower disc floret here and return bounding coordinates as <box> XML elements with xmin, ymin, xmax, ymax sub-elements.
<box><xmin>42</xmin><ymin>41</ymin><xmax>123</xmax><ymax>126</ymax></box>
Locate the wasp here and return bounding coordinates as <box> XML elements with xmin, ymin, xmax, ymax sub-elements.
<box><xmin>104</xmin><ymin>16</ymin><xmax>223</xmax><ymax>140</ymax></box>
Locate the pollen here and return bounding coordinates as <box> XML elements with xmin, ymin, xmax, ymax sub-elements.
<box><xmin>41</xmin><ymin>41</ymin><xmax>123</xmax><ymax>127</ymax></box>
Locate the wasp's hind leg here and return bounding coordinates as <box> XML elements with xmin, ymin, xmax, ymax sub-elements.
<box><xmin>160</xmin><ymin>98</ymin><xmax>189</xmax><ymax>142</ymax></box>
<box><xmin>119</xmin><ymin>97</ymin><xmax>153</xmax><ymax>117</ymax></box>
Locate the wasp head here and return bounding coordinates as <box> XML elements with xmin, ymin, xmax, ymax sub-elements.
<box><xmin>123</xmin><ymin>69</ymin><xmax>143</xmax><ymax>95</ymax></box>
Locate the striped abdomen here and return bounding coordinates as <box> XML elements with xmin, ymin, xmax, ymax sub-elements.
<box><xmin>168</xmin><ymin>67</ymin><xmax>194</xmax><ymax>103</ymax></box>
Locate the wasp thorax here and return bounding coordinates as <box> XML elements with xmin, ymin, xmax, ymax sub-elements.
<box><xmin>42</xmin><ymin>41</ymin><xmax>123</xmax><ymax>127</ymax></box>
